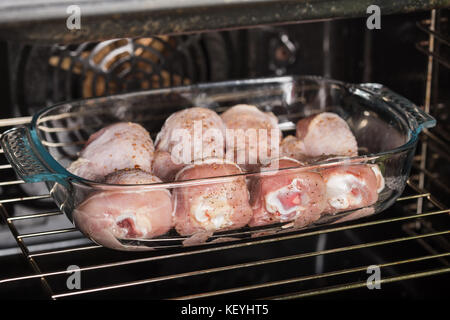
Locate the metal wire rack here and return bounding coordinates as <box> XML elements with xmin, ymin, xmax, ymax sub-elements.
<box><xmin>0</xmin><ymin>116</ymin><xmax>448</xmax><ymax>299</ymax></box>
<box><xmin>416</xmin><ymin>13</ymin><xmax>449</xmax><ymax>69</ymax></box>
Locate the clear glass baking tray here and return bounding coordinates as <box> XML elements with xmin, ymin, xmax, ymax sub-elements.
<box><xmin>0</xmin><ymin>76</ymin><xmax>435</xmax><ymax>250</ymax></box>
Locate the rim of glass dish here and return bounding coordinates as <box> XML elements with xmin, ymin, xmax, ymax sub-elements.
<box><xmin>29</xmin><ymin>75</ymin><xmax>420</xmax><ymax>189</ymax></box>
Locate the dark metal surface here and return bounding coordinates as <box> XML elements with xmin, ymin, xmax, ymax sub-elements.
<box><xmin>0</xmin><ymin>0</ymin><xmax>449</xmax><ymax>43</ymax></box>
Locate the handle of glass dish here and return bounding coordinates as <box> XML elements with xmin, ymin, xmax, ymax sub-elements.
<box><xmin>359</xmin><ymin>83</ymin><xmax>436</xmax><ymax>132</ymax></box>
<box><xmin>0</xmin><ymin>125</ymin><xmax>69</xmax><ymax>184</ymax></box>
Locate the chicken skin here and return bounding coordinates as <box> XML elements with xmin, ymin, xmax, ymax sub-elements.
<box><xmin>221</xmin><ymin>104</ymin><xmax>282</xmax><ymax>171</ymax></box>
<box><xmin>173</xmin><ymin>159</ymin><xmax>252</xmax><ymax>236</ymax></box>
<box><xmin>249</xmin><ymin>157</ymin><xmax>327</xmax><ymax>228</ymax></box>
<box><xmin>68</xmin><ymin>122</ymin><xmax>154</xmax><ymax>181</ymax></box>
<box><xmin>280</xmin><ymin>135</ymin><xmax>308</xmax><ymax>162</ymax></box>
<box><xmin>155</xmin><ymin>107</ymin><xmax>226</xmax><ymax>163</ymax></box>
<box><xmin>296</xmin><ymin>112</ymin><xmax>358</xmax><ymax>158</ymax></box>
<box><xmin>321</xmin><ymin>165</ymin><xmax>379</xmax><ymax>215</ymax></box>
<box><xmin>73</xmin><ymin>169</ymin><xmax>173</xmax><ymax>250</ymax></box>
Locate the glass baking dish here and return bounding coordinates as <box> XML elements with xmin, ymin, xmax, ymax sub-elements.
<box><xmin>0</xmin><ymin>76</ymin><xmax>435</xmax><ymax>251</ymax></box>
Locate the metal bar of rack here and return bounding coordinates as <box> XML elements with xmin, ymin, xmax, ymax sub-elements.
<box><xmin>0</xmin><ymin>116</ymin><xmax>448</xmax><ymax>299</ymax></box>
<box><xmin>416</xmin><ymin>17</ymin><xmax>450</xmax><ymax>69</ymax></box>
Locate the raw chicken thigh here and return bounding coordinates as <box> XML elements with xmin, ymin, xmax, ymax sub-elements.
<box><xmin>66</xmin><ymin>103</ymin><xmax>384</xmax><ymax>250</ymax></box>
<box><xmin>173</xmin><ymin>159</ymin><xmax>253</xmax><ymax>236</ymax></box>
<box><xmin>221</xmin><ymin>104</ymin><xmax>282</xmax><ymax>171</ymax></box>
<box><xmin>154</xmin><ymin>107</ymin><xmax>226</xmax><ymax>180</ymax></box>
<box><xmin>280</xmin><ymin>135</ymin><xmax>308</xmax><ymax>161</ymax></box>
<box><xmin>73</xmin><ymin>169</ymin><xmax>173</xmax><ymax>251</ymax></box>
<box><xmin>296</xmin><ymin>112</ymin><xmax>358</xmax><ymax>157</ymax></box>
<box><xmin>249</xmin><ymin>157</ymin><xmax>327</xmax><ymax>228</ymax></box>
<box><xmin>321</xmin><ymin>165</ymin><xmax>379</xmax><ymax>215</ymax></box>
<box><xmin>67</xmin><ymin>157</ymin><xmax>102</xmax><ymax>181</ymax></box>
<box><xmin>152</xmin><ymin>149</ymin><xmax>186</xmax><ymax>183</ymax></box>
<box><xmin>68</xmin><ymin>122</ymin><xmax>154</xmax><ymax>181</ymax></box>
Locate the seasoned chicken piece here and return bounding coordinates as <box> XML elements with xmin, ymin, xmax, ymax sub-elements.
<box><xmin>73</xmin><ymin>169</ymin><xmax>173</xmax><ymax>251</ymax></box>
<box><xmin>173</xmin><ymin>159</ymin><xmax>252</xmax><ymax>236</ymax></box>
<box><xmin>67</xmin><ymin>157</ymin><xmax>104</xmax><ymax>182</ymax></box>
<box><xmin>321</xmin><ymin>165</ymin><xmax>379</xmax><ymax>215</ymax></box>
<box><xmin>155</xmin><ymin>107</ymin><xmax>226</xmax><ymax>167</ymax></box>
<box><xmin>280</xmin><ymin>135</ymin><xmax>308</xmax><ymax>162</ymax></box>
<box><xmin>249</xmin><ymin>157</ymin><xmax>326</xmax><ymax>228</ymax></box>
<box><xmin>296</xmin><ymin>112</ymin><xmax>358</xmax><ymax>157</ymax></box>
<box><xmin>152</xmin><ymin>149</ymin><xmax>186</xmax><ymax>182</ymax></box>
<box><xmin>68</xmin><ymin>122</ymin><xmax>154</xmax><ymax>180</ymax></box>
<box><xmin>221</xmin><ymin>104</ymin><xmax>282</xmax><ymax>171</ymax></box>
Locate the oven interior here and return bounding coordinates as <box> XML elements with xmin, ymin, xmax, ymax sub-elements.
<box><xmin>0</xmin><ymin>4</ymin><xmax>448</xmax><ymax>299</ymax></box>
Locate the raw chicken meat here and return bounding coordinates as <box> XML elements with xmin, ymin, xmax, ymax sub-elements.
<box><xmin>280</xmin><ymin>135</ymin><xmax>308</xmax><ymax>162</ymax></box>
<box><xmin>221</xmin><ymin>104</ymin><xmax>282</xmax><ymax>171</ymax></box>
<box><xmin>321</xmin><ymin>164</ymin><xmax>379</xmax><ymax>215</ymax></box>
<box><xmin>295</xmin><ymin>112</ymin><xmax>358</xmax><ymax>158</ymax></box>
<box><xmin>68</xmin><ymin>122</ymin><xmax>154</xmax><ymax>181</ymax></box>
<box><xmin>249</xmin><ymin>157</ymin><xmax>327</xmax><ymax>228</ymax></box>
<box><xmin>173</xmin><ymin>158</ymin><xmax>253</xmax><ymax>236</ymax></box>
<box><xmin>152</xmin><ymin>149</ymin><xmax>186</xmax><ymax>182</ymax></box>
<box><xmin>73</xmin><ymin>169</ymin><xmax>173</xmax><ymax>250</ymax></box>
<box><xmin>67</xmin><ymin>157</ymin><xmax>104</xmax><ymax>182</ymax></box>
<box><xmin>155</xmin><ymin>107</ymin><xmax>226</xmax><ymax>167</ymax></box>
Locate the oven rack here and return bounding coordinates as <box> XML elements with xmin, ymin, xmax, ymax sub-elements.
<box><xmin>416</xmin><ymin>13</ymin><xmax>450</xmax><ymax>70</ymax></box>
<box><xmin>0</xmin><ymin>119</ymin><xmax>448</xmax><ymax>299</ymax></box>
